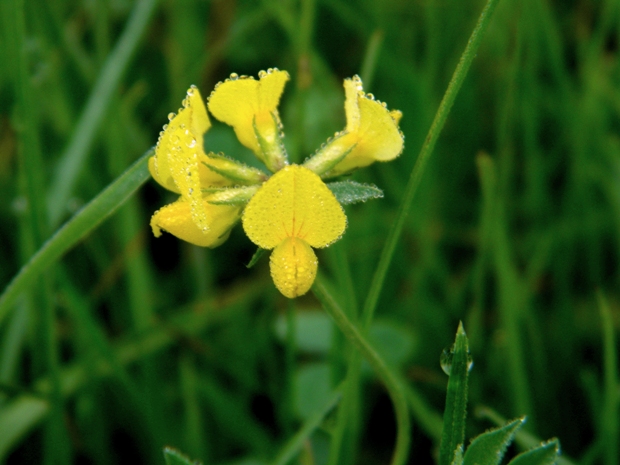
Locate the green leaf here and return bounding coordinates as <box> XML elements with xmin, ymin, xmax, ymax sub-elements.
<box><xmin>507</xmin><ymin>439</ymin><xmax>560</xmax><ymax>465</ymax></box>
<box><xmin>246</xmin><ymin>247</ymin><xmax>266</xmax><ymax>268</ymax></box>
<box><xmin>462</xmin><ymin>417</ymin><xmax>525</xmax><ymax>465</ymax></box>
<box><xmin>326</xmin><ymin>181</ymin><xmax>384</xmax><ymax>205</ymax></box>
<box><xmin>274</xmin><ymin>310</ymin><xmax>333</xmax><ymax>354</ymax></box>
<box><xmin>163</xmin><ymin>447</ymin><xmax>201</xmax><ymax>465</ymax></box>
<box><xmin>293</xmin><ymin>363</ymin><xmax>334</xmax><ymax>420</ymax></box>
<box><xmin>439</xmin><ymin>322</ymin><xmax>471</xmax><ymax>465</ymax></box>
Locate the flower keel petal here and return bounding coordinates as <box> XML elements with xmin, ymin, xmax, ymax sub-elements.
<box><xmin>270</xmin><ymin>237</ymin><xmax>318</xmax><ymax>298</ymax></box>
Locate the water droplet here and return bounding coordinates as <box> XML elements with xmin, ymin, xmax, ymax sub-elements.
<box><xmin>168</xmin><ymin>112</ymin><xmax>176</xmax><ymax>121</ymax></box>
<box><xmin>162</xmin><ymin>124</ymin><xmax>168</xmax><ymax>131</ymax></box>
<box><xmin>230</xmin><ymin>72</ymin><xmax>239</xmax><ymax>80</ymax></box>
<box><xmin>187</xmin><ymin>86</ymin><xmax>195</xmax><ymax>96</ymax></box>
<box><xmin>187</xmin><ymin>138</ymin><xmax>196</xmax><ymax>148</ymax></box>
<box><xmin>367</xmin><ymin>93</ymin><xmax>375</xmax><ymax>100</ymax></box>
<box><xmin>440</xmin><ymin>347</ymin><xmax>473</xmax><ymax>375</ymax></box>
<box><xmin>258</xmin><ymin>70</ymin><xmax>267</xmax><ymax>78</ymax></box>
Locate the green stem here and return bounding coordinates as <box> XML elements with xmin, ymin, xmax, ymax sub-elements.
<box><xmin>0</xmin><ymin>150</ymin><xmax>152</xmax><ymax>326</ymax></box>
<box><xmin>360</xmin><ymin>0</ymin><xmax>502</xmax><ymax>329</ymax></box>
<box><xmin>47</xmin><ymin>0</ymin><xmax>159</xmax><ymax>226</ymax></box>
<box><xmin>313</xmin><ymin>277</ymin><xmax>410</xmax><ymax>465</ymax></box>
<box><xmin>270</xmin><ymin>386</ymin><xmax>342</xmax><ymax>465</ymax></box>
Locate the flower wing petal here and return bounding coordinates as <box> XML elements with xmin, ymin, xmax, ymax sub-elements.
<box><xmin>151</xmin><ymin>198</ymin><xmax>240</xmax><ymax>248</ymax></box>
<box><xmin>242</xmin><ymin>165</ymin><xmax>347</xmax><ymax>249</ymax></box>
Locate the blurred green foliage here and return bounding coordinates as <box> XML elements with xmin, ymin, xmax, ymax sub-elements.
<box><xmin>0</xmin><ymin>0</ymin><xmax>619</xmax><ymax>464</ymax></box>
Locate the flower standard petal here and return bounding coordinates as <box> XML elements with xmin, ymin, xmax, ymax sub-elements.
<box><xmin>150</xmin><ymin>197</ymin><xmax>241</xmax><ymax>248</ymax></box>
<box><xmin>242</xmin><ymin>165</ymin><xmax>347</xmax><ymax>250</ymax></box>
<box><xmin>208</xmin><ymin>69</ymin><xmax>289</xmax><ymax>172</ymax></box>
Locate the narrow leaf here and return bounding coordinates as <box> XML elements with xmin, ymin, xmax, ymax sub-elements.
<box><xmin>462</xmin><ymin>417</ymin><xmax>525</xmax><ymax>465</ymax></box>
<box><xmin>439</xmin><ymin>322</ymin><xmax>471</xmax><ymax>465</ymax></box>
<box><xmin>163</xmin><ymin>447</ymin><xmax>201</xmax><ymax>465</ymax></box>
<box><xmin>327</xmin><ymin>181</ymin><xmax>384</xmax><ymax>205</ymax></box>
<box><xmin>507</xmin><ymin>439</ymin><xmax>560</xmax><ymax>465</ymax></box>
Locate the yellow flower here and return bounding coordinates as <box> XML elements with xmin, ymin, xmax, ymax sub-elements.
<box><xmin>208</xmin><ymin>69</ymin><xmax>289</xmax><ymax>172</ymax></box>
<box><xmin>242</xmin><ymin>165</ymin><xmax>347</xmax><ymax>298</ymax></box>
<box><xmin>149</xmin><ymin>69</ymin><xmax>402</xmax><ymax>297</ymax></box>
<box><xmin>303</xmin><ymin>75</ymin><xmax>403</xmax><ymax>177</ymax></box>
<box><xmin>149</xmin><ymin>85</ymin><xmax>264</xmax><ymax>247</ymax></box>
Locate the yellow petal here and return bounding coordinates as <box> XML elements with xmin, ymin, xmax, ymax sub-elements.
<box><xmin>330</xmin><ymin>95</ymin><xmax>404</xmax><ymax>175</ymax></box>
<box><xmin>321</xmin><ymin>76</ymin><xmax>403</xmax><ymax>176</ymax></box>
<box><xmin>344</xmin><ymin>76</ymin><xmax>363</xmax><ymax>133</ymax></box>
<box><xmin>150</xmin><ymin>86</ymin><xmax>211</xmax><ymax>193</ymax></box>
<box><xmin>150</xmin><ymin>198</ymin><xmax>241</xmax><ymax>248</ymax></box>
<box><xmin>242</xmin><ymin>165</ymin><xmax>347</xmax><ymax>249</ymax></box>
<box><xmin>270</xmin><ymin>237</ymin><xmax>318</xmax><ymax>298</ymax></box>
<box><xmin>207</xmin><ymin>69</ymin><xmax>289</xmax><ymax>158</ymax></box>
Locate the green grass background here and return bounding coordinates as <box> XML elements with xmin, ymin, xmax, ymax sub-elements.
<box><xmin>0</xmin><ymin>0</ymin><xmax>619</xmax><ymax>464</ymax></box>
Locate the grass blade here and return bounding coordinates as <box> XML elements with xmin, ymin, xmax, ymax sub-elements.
<box><xmin>46</xmin><ymin>0</ymin><xmax>159</xmax><ymax>226</ymax></box>
<box><xmin>0</xmin><ymin>150</ymin><xmax>152</xmax><ymax>326</ymax></box>
<box><xmin>439</xmin><ymin>322</ymin><xmax>471</xmax><ymax>465</ymax></box>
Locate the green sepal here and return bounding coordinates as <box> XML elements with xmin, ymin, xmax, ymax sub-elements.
<box><xmin>253</xmin><ymin>112</ymin><xmax>288</xmax><ymax>172</ymax></box>
<box><xmin>439</xmin><ymin>322</ymin><xmax>471</xmax><ymax>465</ymax></box>
<box><xmin>462</xmin><ymin>417</ymin><xmax>525</xmax><ymax>465</ymax></box>
<box><xmin>206</xmin><ymin>185</ymin><xmax>260</xmax><ymax>206</ymax></box>
<box><xmin>202</xmin><ymin>152</ymin><xmax>267</xmax><ymax>185</ymax></box>
<box><xmin>246</xmin><ymin>247</ymin><xmax>266</xmax><ymax>268</ymax></box>
<box><xmin>507</xmin><ymin>439</ymin><xmax>560</xmax><ymax>465</ymax></box>
<box><xmin>327</xmin><ymin>181</ymin><xmax>384</xmax><ymax>205</ymax></box>
<box><xmin>303</xmin><ymin>131</ymin><xmax>357</xmax><ymax>176</ymax></box>
<box><xmin>163</xmin><ymin>447</ymin><xmax>201</xmax><ymax>465</ymax></box>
